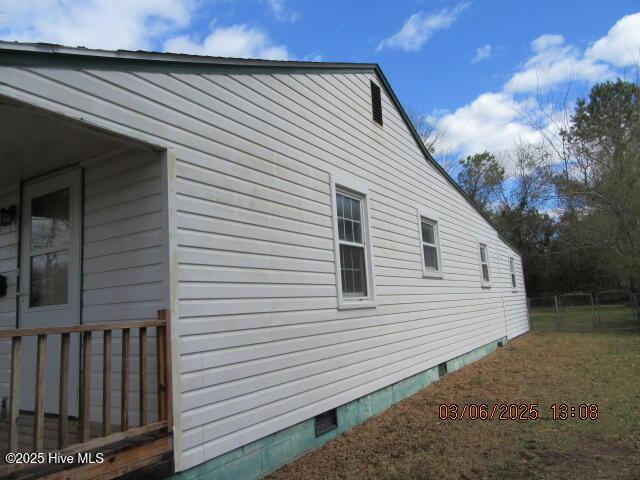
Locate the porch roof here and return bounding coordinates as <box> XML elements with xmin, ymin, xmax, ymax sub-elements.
<box><xmin>0</xmin><ymin>97</ymin><xmax>154</xmax><ymax>189</ymax></box>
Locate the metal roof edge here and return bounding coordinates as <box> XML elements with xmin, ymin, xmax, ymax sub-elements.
<box><xmin>0</xmin><ymin>41</ymin><xmax>377</xmax><ymax>69</ymax></box>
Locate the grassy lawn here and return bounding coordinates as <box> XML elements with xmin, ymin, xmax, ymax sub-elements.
<box><xmin>269</xmin><ymin>332</ymin><xmax>640</xmax><ymax>480</ymax></box>
<box><xmin>531</xmin><ymin>305</ymin><xmax>639</xmax><ymax>332</ymax></box>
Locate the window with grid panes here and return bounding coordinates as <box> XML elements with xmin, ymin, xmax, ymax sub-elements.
<box><xmin>479</xmin><ymin>243</ymin><xmax>490</xmax><ymax>283</ymax></box>
<box><xmin>420</xmin><ymin>218</ymin><xmax>440</xmax><ymax>272</ymax></box>
<box><xmin>336</xmin><ymin>191</ymin><xmax>368</xmax><ymax>298</ymax></box>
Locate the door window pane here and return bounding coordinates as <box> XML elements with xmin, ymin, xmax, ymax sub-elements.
<box><xmin>31</xmin><ymin>188</ymin><xmax>70</xmax><ymax>250</ymax></box>
<box><xmin>30</xmin><ymin>251</ymin><xmax>69</xmax><ymax>307</ymax></box>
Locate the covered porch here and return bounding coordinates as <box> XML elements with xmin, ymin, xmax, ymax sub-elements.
<box><xmin>0</xmin><ymin>96</ymin><xmax>173</xmax><ymax>479</ymax></box>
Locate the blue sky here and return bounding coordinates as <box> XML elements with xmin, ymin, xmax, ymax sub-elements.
<box><xmin>2</xmin><ymin>0</ymin><xmax>640</xmax><ymax>162</ymax></box>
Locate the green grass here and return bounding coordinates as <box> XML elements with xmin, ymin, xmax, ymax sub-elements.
<box><xmin>531</xmin><ymin>304</ymin><xmax>639</xmax><ymax>332</ymax></box>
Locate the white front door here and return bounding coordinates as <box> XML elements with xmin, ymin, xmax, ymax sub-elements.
<box><xmin>19</xmin><ymin>169</ymin><xmax>82</xmax><ymax>416</ymax></box>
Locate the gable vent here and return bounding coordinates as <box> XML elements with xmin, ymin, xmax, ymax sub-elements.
<box><xmin>370</xmin><ymin>81</ymin><xmax>383</xmax><ymax>126</ymax></box>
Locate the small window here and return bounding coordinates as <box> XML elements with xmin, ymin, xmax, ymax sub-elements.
<box><xmin>315</xmin><ymin>409</ymin><xmax>338</xmax><ymax>437</ymax></box>
<box><xmin>479</xmin><ymin>243</ymin><xmax>491</xmax><ymax>284</ymax></box>
<box><xmin>336</xmin><ymin>190</ymin><xmax>368</xmax><ymax>299</ymax></box>
<box><xmin>371</xmin><ymin>81</ymin><xmax>383</xmax><ymax>126</ymax></box>
<box><xmin>509</xmin><ymin>258</ymin><xmax>517</xmax><ymax>289</ymax></box>
<box><xmin>419</xmin><ymin>217</ymin><xmax>442</xmax><ymax>277</ymax></box>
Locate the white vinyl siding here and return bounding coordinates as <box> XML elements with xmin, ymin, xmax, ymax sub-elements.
<box><xmin>498</xmin><ymin>238</ymin><xmax>528</xmax><ymax>339</ymax></box>
<box><xmin>0</xmin><ymin>186</ymin><xmax>19</xmax><ymax>402</ymax></box>
<box><xmin>0</xmin><ymin>150</ymin><xmax>165</xmax><ymax>425</ymax></box>
<box><xmin>0</xmin><ymin>62</ymin><xmax>529</xmax><ymax>470</ymax></box>
<box><xmin>83</xmin><ymin>149</ymin><xmax>165</xmax><ymax>425</ymax></box>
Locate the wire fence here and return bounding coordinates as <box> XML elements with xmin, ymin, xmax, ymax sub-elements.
<box><xmin>527</xmin><ymin>290</ymin><xmax>640</xmax><ymax>332</ymax></box>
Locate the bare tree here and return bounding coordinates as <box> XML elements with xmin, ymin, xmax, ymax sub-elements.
<box><xmin>514</xmin><ymin>76</ymin><xmax>640</xmax><ymax>287</ymax></box>
<box><xmin>558</xmin><ymin>79</ymin><xmax>640</xmax><ymax>285</ymax></box>
<box><xmin>498</xmin><ymin>141</ymin><xmax>555</xmax><ymax>213</ymax></box>
<box><xmin>406</xmin><ymin>108</ymin><xmax>457</xmax><ymax>174</ymax></box>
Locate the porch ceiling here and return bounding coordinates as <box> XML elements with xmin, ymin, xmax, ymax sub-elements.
<box><xmin>0</xmin><ymin>97</ymin><xmax>126</xmax><ymax>189</ymax></box>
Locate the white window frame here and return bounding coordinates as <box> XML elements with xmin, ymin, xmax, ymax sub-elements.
<box><xmin>477</xmin><ymin>240</ymin><xmax>492</xmax><ymax>288</ymax></box>
<box><xmin>330</xmin><ymin>173</ymin><xmax>376</xmax><ymax>310</ymax></box>
<box><xmin>509</xmin><ymin>257</ymin><xmax>517</xmax><ymax>291</ymax></box>
<box><xmin>416</xmin><ymin>207</ymin><xmax>443</xmax><ymax>279</ymax></box>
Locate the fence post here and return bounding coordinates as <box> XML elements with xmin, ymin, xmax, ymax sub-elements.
<box><xmin>554</xmin><ymin>295</ymin><xmax>560</xmax><ymax>331</ymax></box>
<box><xmin>527</xmin><ymin>298</ymin><xmax>532</xmax><ymax>330</ymax></box>
<box><xmin>594</xmin><ymin>292</ymin><xmax>601</xmax><ymax>329</ymax></box>
<box><xmin>589</xmin><ymin>293</ymin><xmax>598</xmax><ymax>329</ymax></box>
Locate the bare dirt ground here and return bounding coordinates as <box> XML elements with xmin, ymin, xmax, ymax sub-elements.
<box><xmin>268</xmin><ymin>332</ymin><xmax>640</xmax><ymax>480</ymax></box>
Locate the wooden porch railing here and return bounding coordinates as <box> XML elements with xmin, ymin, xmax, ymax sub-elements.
<box><xmin>0</xmin><ymin>309</ymin><xmax>172</xmax><ymax>475</ymax></box>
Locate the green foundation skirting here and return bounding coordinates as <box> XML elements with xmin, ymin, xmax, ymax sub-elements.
<box><xmin>173</xmin><ymin>336</ymin><xmax>507</xmax><ymax>480</ymax></box>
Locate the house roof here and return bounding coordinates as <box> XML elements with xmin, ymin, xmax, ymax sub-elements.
<box><xmin>0</xmin><ymin>41</ymin><xmax>520</xmax><ymax>254</ymax></box>
<box><xmin>0</xmin><ymin>41</ymin><xmax>374</xmax><ymax>70</ymax></box>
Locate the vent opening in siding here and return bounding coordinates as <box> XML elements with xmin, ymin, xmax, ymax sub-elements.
<box><xmin>498</xmin><ymin>340</ymin><xmax>503</xmax><ymax>347</ymax></box>
<box><xmin>438</xmin><ymin>362</ymin><xmax>448</xmax><ymax>378</ymax></box>
<box><xmin>370</xmin><ymin>81</ymin><xmax>383</xmax><ymax>126</ymax></box>
<box><xmin>314</xmin><ymin>409</ymin><xmax>338</xmax><ymax>437</ymax></box>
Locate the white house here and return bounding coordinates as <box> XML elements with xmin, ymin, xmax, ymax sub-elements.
<box><xmin>0</xmin><ymin>42</ymin><xmax>528</xmax><ymax>480</ymax></box>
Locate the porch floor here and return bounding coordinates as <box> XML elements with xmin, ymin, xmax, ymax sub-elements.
<box><xmin>0</xmin><ymin>413</ymin><xmax>173</xmax><ymax>479</ymax></box>
<box><xmin>0</xmin><ymin>413</ymin><xmax>114</xmax><ymax>458</ymax></box>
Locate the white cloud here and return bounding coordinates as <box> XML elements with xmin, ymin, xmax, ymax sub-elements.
<box><xmin>439</xmin><ymin>92</ymin><xmax>541</xmax><ymax>156</ymax></box>
<box><xmin>263</xmin><ymin>0</ymin><xmax>300</xmax><ymax>22</ymax></box>
<box><xmin>440</xmin><ymin>15</ymin><xmax>640</xmax><ymax>162</ymax></box>
<box><xmin>586</xmin><ymin>12</ymin><xmax>640</xmax><ymax>66</ymax></box>
<box><xmin>472</xmin><ymin>44</ymin><xmax>492</xmax><ymax>64</ymax></box>
<box><xmin>164</xmin><ymin>25</ymin><xmax>290</xmax><ymax>60</ymax></box>
<box><xmin>437</xmin><ymin>29</ymin><xmax>616</xmax><ymax>157</ymax></box>
<box><xmin>0</xmin><ymin>0</ymin><xmax>193</xmax><ymax>51</ymax></box>
<box><xmin>302</xmin><ymin>53</ymin><xmax>323</xmax><ymax>62</ymax></box>
<box><xmin>435</xmin><ymin>13</ymin><xmax>640</xmax><ymax>159</ymax></box>
<box><xmin>0</xmin><ymin>1</ymin><xmax>294</xmax><ymax>60</ymax></box>
<box><xmin>376</xmin><ymin>3</ymin><xmax>469</xmax><ymax>52</ymax></box>
<box><xmin>504</xmin><ymin>34</ymin><xmax>612</xmax><ymax>93</ymax></box>
<box><xmin>531</xmin><ymin>34</ymin><xmax>564</xmax><ymax>52</ymax></box>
